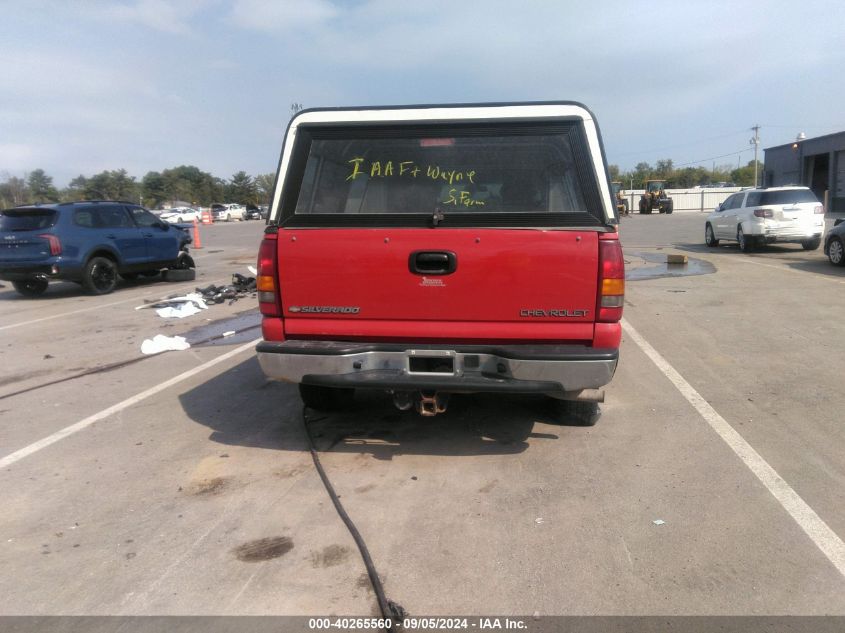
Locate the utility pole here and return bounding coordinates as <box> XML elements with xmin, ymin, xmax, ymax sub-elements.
<box><xmin>750</xmin><ymin>124</ymin><xmax>760</xmax><ymax>187</ymax></box>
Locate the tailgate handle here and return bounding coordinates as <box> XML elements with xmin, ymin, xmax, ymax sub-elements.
<box><xmin>409</xmin><ymin>250</ymin><xmax>457</xmax><ymax>275</ymax></box>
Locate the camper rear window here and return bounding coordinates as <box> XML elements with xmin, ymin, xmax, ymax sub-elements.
<box><xmin>281</xmin><ymin>122</ymin><xmax>604</xmax><ymax>228</ymax></box>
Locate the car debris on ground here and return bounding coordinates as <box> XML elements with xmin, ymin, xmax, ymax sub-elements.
<box><xmin>194</xmin><ymin>273</ymin><xmax>256</xmax><ymax>306</ymax></box>
<box><xmin>133</xmin><ymin>272</ymin><xmax>256</xmax><ymax>319</ymax></box>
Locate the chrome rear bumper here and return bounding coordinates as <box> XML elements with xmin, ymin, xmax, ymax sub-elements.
<box><xmin>257</xmin><ymin>340</ymin><xmax>618</xmax><ymax>395</ymax></box>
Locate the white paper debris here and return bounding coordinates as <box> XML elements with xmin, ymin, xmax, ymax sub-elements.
<box><xmin>141</xmin><ymin>334</ymin><xmax>191</xmax><ymax>355</ymax></box>
<box><xmin>222</xmin><ymin>330</ymin><xmax>235</xmax><ymax>337</ymax></box>
<box><xmin>247</xmin><ymin>265</ymin><xmax>257</xmax><ymax>275</ymax></box>
<box><xmin>149</xmin><ymin>292</ymin><xmax>208</xmax><ymax>318</ymax></box>
<box><xmin>652</xmin><ymin>519</ymin><xmax>666</xmax><ymax>526</ymax></box>
<box><xmin>156</xmin><ymin>302</ymin><xmax>202</xmax><ymax>319</ymax></box>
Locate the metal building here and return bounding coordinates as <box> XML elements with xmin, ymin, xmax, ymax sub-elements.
<box><xmin>763</xmin><ymin>131</ymin><xmax>845</xmax><ymax>211</ymax></box>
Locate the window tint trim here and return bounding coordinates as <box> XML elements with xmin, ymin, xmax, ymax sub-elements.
<box><xmin>128</xmin><ymin>206</ymin><xmax>160</xmax><ymax>228</ymax></box>
<box><xmin>728</xmin><ymin>194</ymin><xmax>744</xmax><ymax>210</ymax></box>
<box><xmin>73</xmin><ymin>208</ymin><xmax>97</xmax><ymax>229</ymax></box>
<box><xmin>95</xmin><ymin>204</ymin><xmax>133</xmax><ymax>229</ymax></box>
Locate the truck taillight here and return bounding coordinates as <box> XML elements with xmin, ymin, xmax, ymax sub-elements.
<box><xmin>753</xmin><ymin>209</ymin><xmax>773</xmax><ymax>218</ymax></box>
<box><xmin>814</xmin><ymin>204</ymin><xmax>825</xmax><ymax>214</ymax></box>
<box><xmin>597</xmin><ymin>237</ymin><xmax>624</xmax><ymax>323</ymax></box>
<box><xmin>38</xmin><ymin>234</ymin><xmax>62</xmax><ymax>256</ymax></box>
<box><xmin>257</xmin><ymin>235</ymin><xmax>280</xmax><ymax>316</ymax></box>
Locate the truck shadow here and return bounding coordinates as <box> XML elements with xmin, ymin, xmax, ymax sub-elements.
<box><xmin>178</xmin><ymin>355</ymin><xmax>569</xmax><ymax>458</ymax></box>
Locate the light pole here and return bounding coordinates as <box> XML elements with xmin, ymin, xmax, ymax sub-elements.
<box><xmin>791</xmin><ymin>132</ymin><xmax>806</xmax><ymax>185</ymax></box>
<box><xmin>750</xmin><ymin>124</ymin><xmax>760</xmax><ymax>187</ymax></box>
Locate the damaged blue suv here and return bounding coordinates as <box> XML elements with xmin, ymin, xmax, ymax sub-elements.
<box><xmin>0</xmin><ymin>201</ymin><xmax>193</xmax><ymax>297</ymax></box>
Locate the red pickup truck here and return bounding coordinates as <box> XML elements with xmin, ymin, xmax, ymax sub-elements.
<box><xmin>256</xmin><ymin>102</ymin><xmax>623</xmax><ymax>424</ymax></box>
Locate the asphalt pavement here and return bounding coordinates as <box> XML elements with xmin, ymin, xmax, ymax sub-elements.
<box><xmin>1</xmin><ymin>214</ymin><xmax>844</xmax><ymax>619</ymax></box>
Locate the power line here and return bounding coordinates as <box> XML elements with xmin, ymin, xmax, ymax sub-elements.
<box><xmin>671</xmin><ymin>147</ymin><xmax>753</xmax><ymax>169</ymax></box>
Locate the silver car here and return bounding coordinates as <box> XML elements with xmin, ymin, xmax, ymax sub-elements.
<box><xmin>824</xmin><ymin>219</ymin><xmax>845</xmax><ymax>266</ymax></box>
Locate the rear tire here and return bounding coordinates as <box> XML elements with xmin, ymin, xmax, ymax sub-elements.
<box><xmin>82</xmin><ymin>256</ymin><xmax>118</xmax><ymax>295</ymax></box>
<box><xmin>548</xmin><ymin>399</ymin><xmax>600</xmax><ymax>426</ymax></box>
<box><xmin>12</xmin><ymin>278</ymin><xmax>48</xmax><ymax>297</ymax></box>
<box><xmin>705</xmin><ymin>223</ymin><xmax>719</xmax><ymax>247</ymax></box>
<box><xmin>738</xmin><ymin>226</ymin><xmax>754</xmax><ymax>252</ymax></box>
<box><xmin>299</xmin><ymin>384</ymin><xmax>355</xmax><ymax>411</ymax></box>
<box><xmin>570</xmin><ymin>401</ymin><xmax>600</xmax><ymax>426</ymax></box>
<box><xmin>802</xmin><ymin>237</ymin><xmax>821</xmax><ymax>251</ymax></box>
<box><xmin>828</xmin><ymin>237</ymin><xmax>845</xmax><ymax>265</ymax></box>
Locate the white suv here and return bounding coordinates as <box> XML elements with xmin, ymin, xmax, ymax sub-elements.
<box><xmin>705</xmin><ymin>186</ymin><xmax>823</xmax><ymax>252</ymax></box>
<box><xmin>211</xmin><ymin>203</ymin><xmax>246</xmax><ymax>222</ymax></box>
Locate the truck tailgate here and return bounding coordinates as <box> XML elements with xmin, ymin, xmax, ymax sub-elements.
<box><xmin>278</xmin><ymin>228</ymin><xmax>597</xmax><ymax>342</ymax></box>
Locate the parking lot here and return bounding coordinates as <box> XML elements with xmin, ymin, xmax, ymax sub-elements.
<box><xmin>1</xmin><ymin>214</ymin><xmax>844</xmax><ymax>617</ymax></box>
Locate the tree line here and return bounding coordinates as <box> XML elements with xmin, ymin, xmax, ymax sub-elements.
<box><xmin>609</xmin><ymin>159</ymin><xmax>762</xmax><ymax>189</ymax></box>
<box><xmin>1</xmin><ymin>156</ymin><xmax>764</xmax><ymax>210</ymax></box>
<box><xmin>0</xmin><ymin>166</ymin><xmax>276</xmax><ymax>210</ymax></box>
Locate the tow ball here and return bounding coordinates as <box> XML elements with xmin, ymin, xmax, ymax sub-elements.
<box><xmin>392</xmin><ymin>391</ymin><xmax>450</xmax><ymax>416</ymax></box>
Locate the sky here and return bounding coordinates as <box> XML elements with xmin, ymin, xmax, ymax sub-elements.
<box><xmin>2</xmin><ymin>0</ymin><xmax>844</xmax><ymax>187</ymax></box>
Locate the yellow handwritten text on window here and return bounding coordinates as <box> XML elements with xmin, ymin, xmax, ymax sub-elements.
<box><xmin>345</xmin><ymin>158</ymin><xmax>476</xmax><ymax>185</ymax></box>
<box><xmin>442</xmin><ymin>189</ymin><xmax>486</xmax><ymax>208</ymax></box>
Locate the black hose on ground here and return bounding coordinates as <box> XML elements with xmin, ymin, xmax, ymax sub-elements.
<box><xmin>302</xmin><ymin>406</ymin><xmax>406</xmax><ymax>629</ymax></box>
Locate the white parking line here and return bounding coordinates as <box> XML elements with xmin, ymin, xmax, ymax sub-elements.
<box><xmin>621</xmin><ymin>317</ymin><xmax>845</xmax><ymax>578</ymax></box>
<box><xmin>0</xmin><ymin>293</ymin><xmax>148</xmax><ymax>332</ymax></box>
<box><xmin>0</xmin><ymin>280</ymin><xmax>224</xmax><ymax>332</ymax></box>
<box><xmin>0</xmin><ymin>338</ymin><xmax>260</xmax><ymax>469</ymax></box>
<box><xmin>733</xmin><ymin>256</ymin><xmax>845</xmax><ymax>283</ymax></box>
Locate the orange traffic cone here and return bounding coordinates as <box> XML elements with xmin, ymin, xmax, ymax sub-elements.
<box><xmin>192</xmin><ymin>218</ymin><xmax>203</xmax><ymax>249</ymax></box>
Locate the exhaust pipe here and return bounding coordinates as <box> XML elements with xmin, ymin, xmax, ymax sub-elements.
<box><xmin>391</xmin><ymin>390</ymin><xmax>450</xmax><ymax>416</ymax></box>
<box><xmin>416</xmin><ymin>391</ymin><xmax>449</xmax><ymax>416</ymax></box>
<box><xmin>392</xmin><ymin>391</ymin><xmax>414</xmax><ymax>411</ymax></box>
